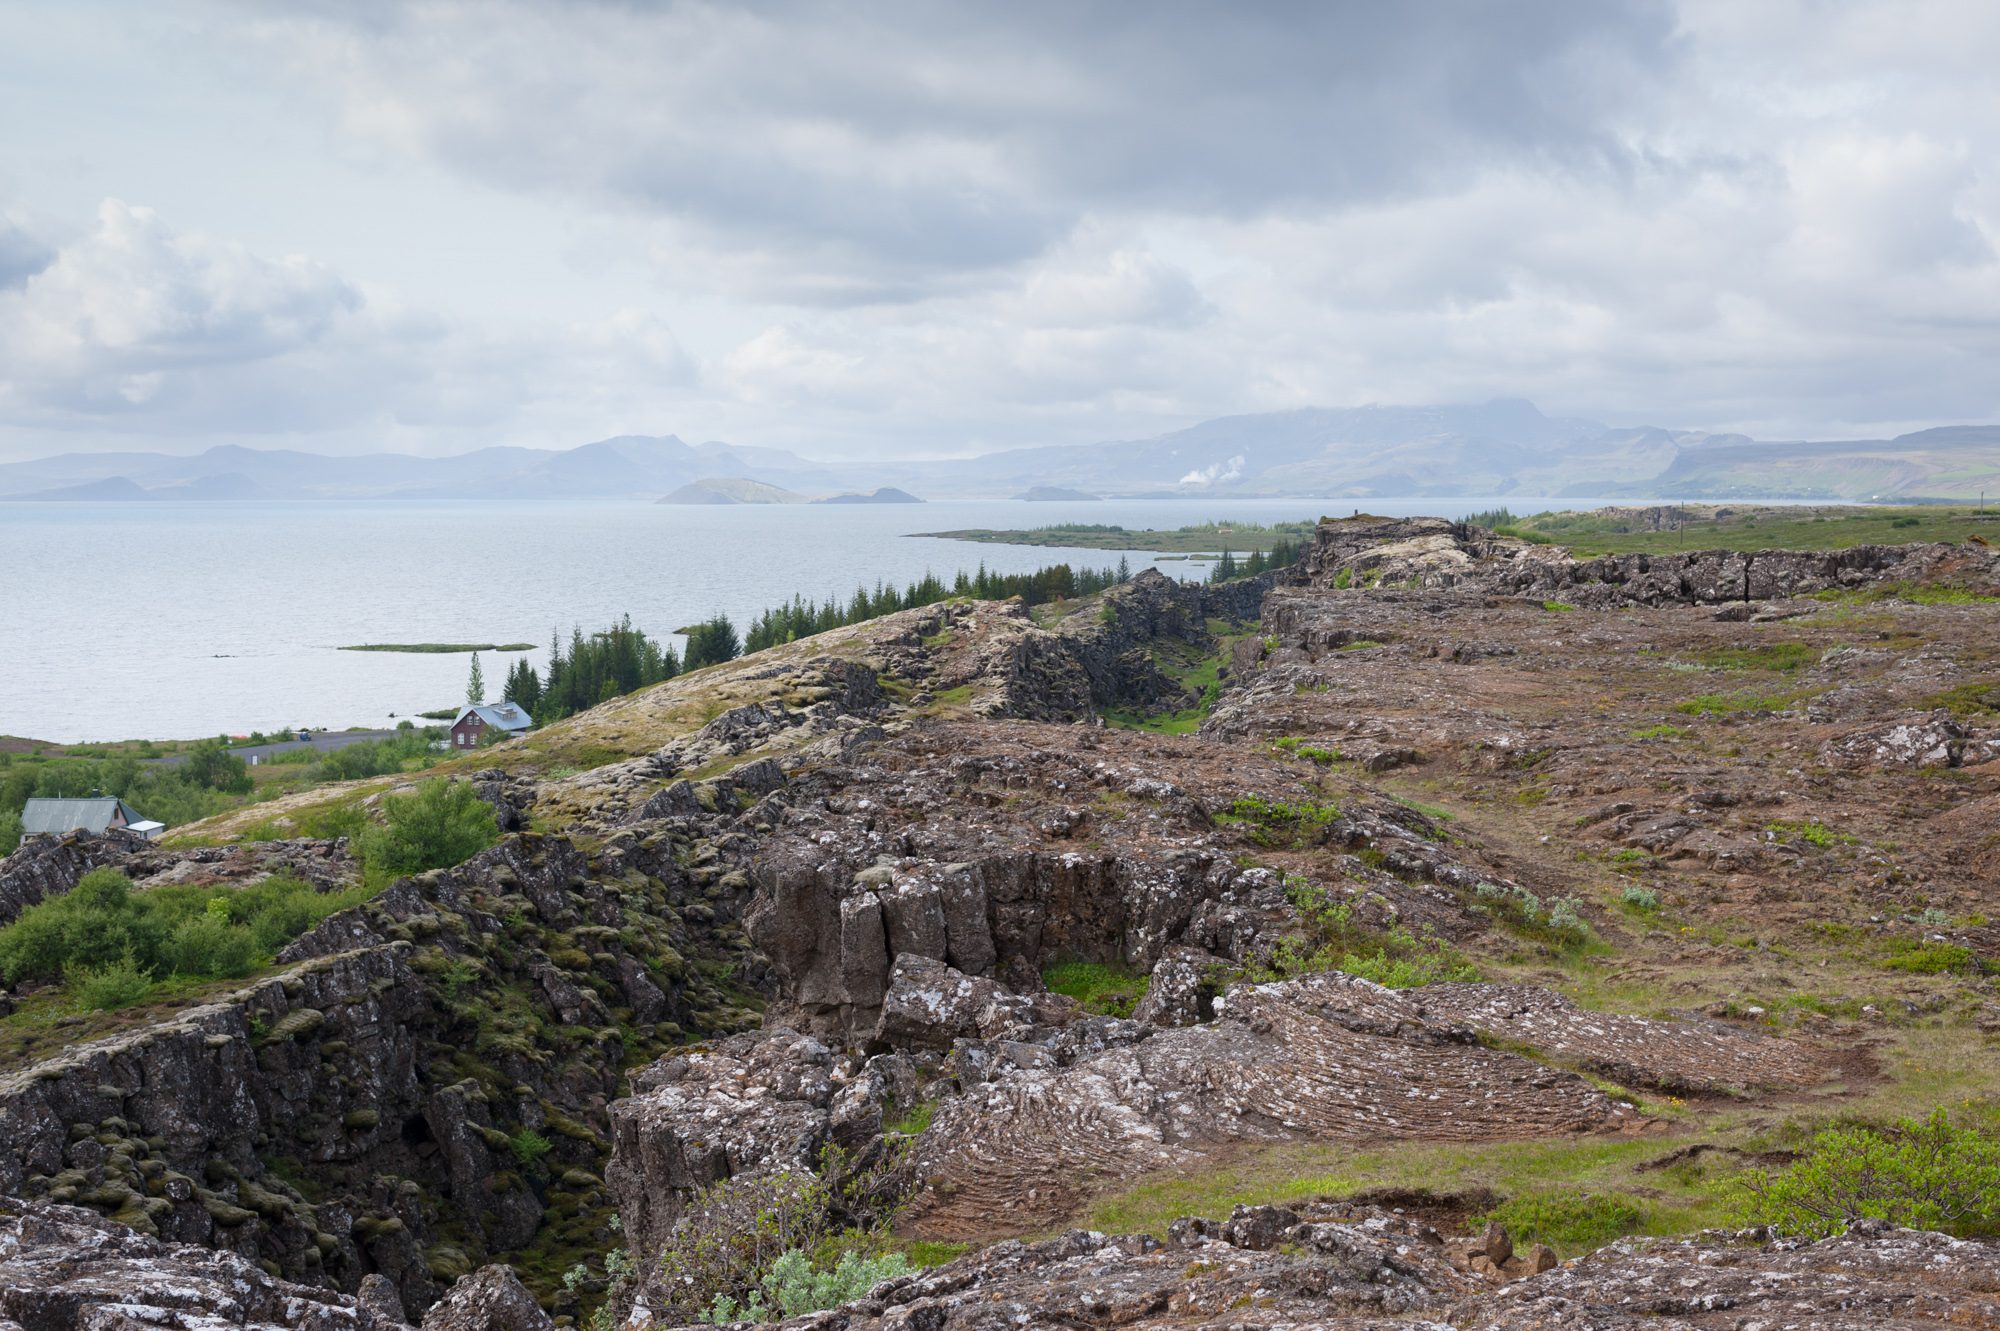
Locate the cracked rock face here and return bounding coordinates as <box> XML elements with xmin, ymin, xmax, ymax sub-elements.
<box><xmin>0</xmin><ymin>1194</ymin><xmax>409</xmax><ymax>1331</ymax></box>
<box><xmin>631</xmin><ymin>1203</ymin><xmax>2000</xmax><ymax>1331</ymax></box>
<box><xmin>902</xmin><ymin>971</ymin><xmax>1636</xmax><ymax>1238</ymax></box>
<box><xmin>1461</xmin><ymin>1222</ymin><xmax>2000</xmax><ymax>1329</ymax></box>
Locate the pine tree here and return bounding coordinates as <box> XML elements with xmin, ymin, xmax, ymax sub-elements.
<box><xmin>466</xmin><ymin>652</ymin><xmax>485</xmax><ymax>705</ymax></box>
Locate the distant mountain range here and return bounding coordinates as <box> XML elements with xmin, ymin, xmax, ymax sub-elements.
<box><xmin>7</xmin><ymin>401</ymin><xmax>2000</xmax><ymax>502</ymax></box>
<box><xmin>657</xmin><ymin>478</ymin><xmax>921</xmax><ymax>505</ymax></box>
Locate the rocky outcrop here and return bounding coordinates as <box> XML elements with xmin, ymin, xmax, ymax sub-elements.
<box><xmin>1296</xmin><ymin>515</ymin><xmax>2000</xmax><ymax>607</ymax></box>
<box><xmin>0</xmin><ymin>829</ymin><xmax>766</xmax><ymax>1316</ymax></box>
<box><xmin>625</xmin><ymin>1207</ymin><xmax>2000</xmax><ymax>1330</ymax></box>
<box><xmin>1463</xmin><ymin>1221</ymin><xmax>2000</xmax><ymax>1329</ymax></box>
<box><xmin>604</xmin><ymin>1030</ymin><xmax>848</xmax><ymax>1263</ymax></box>
<box><xmin>0</xmin><ymin>829</ymin><xmax>159</xmax><ymax>926</ymax></box>
<box><xmin>747</xmin><ymin>845</ymin><xmax>1245</xmax><ymax>1041</ymax></box>
<box><xmin>1414</xmin><ymin>983</ymin><xmax>1824</xmax><ymax>1095</ymax></box>
<box><xmin>0</xmin><ymin>1193</ymin><xmax>410</xmax><ymax>1331</ymax></box>
<box><xmin>419</xmin><ymin>1265</ymin><xmax>553</xmax><ymax>1331</ymax></box>
<box><xmin>900</xmin><ymin>972</ymin><xmax>1634</xmax><ymax>1238</ymax></box>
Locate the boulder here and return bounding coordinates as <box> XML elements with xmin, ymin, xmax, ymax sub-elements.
<box><xmin>420</xmin><ymin>1265</ymin><xmax>552</xmax><ymax>1331</ymax></box>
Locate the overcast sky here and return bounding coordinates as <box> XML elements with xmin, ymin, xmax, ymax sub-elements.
<box><xmin>1</xmin><ymin>0</ymin><xmax>1997</xmax><ymax>462</ymax></box>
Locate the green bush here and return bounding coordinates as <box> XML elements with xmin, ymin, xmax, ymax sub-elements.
<box><xmin>164</xmin><ymin>910</ymin><xmax>262</xmax><ymax>980</ymax></box>
<box><xmin>0</xmin><ymin>869</ymin><xmax>364</xmax><ymax>989</ymax></box>
<box><xmin>1479</xmin><ymin>1190</ymin><xmax>1647</xmax><ymax>1253</ymax></box>
<box><xmin>67</xmin><ymin>952</ymin><xmax>156</xmax><ymax>1010</ymax></box>
<box><xmin>706</xmin><ymin>1248</ymin><xmax>910</xmax><ymax>1324</ymax></box>
<box><xmin>1737</xmin><ymin>1110</ymin><xmax>2000</xmax><ymax>1239</ymax></box>
<box><xmin>359</xmin><ymin>779</ymin><xmax>499</xmax><ymax>879</ymax></box>
<box><xmin>509</xmin><ymin>1129</ymin><xmax>554</xmax><ymax>1168</ymax></box>
<box><xmin>0</xmin><ymin>869</ymin><xmax>167</xmax><ymax>984</ymax></box>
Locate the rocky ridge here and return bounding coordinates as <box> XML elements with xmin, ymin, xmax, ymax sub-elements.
<box><xmin>4</xmin><ymin>515</ymin><xmax>2000</xmax><ymax>1328</ymax></box>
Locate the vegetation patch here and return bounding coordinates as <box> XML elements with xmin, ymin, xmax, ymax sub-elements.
<box><xmin>1471</xmin><ymin>881</ymin><xmax>1592</xmax><ymax>949</ymax></box>
<box><xmin>1675</xmin><ymin>691</ymin><xmax>1800</xmax><ymax>717</ymax></box>
<box><xmin>0</xmin><ymin>868</ymin><xmax>376</xmax><ymax>1009</ymax></box>
<box><xmin>1042</xmin><ymin>959</ymin><xmax>1149</xmax><ymax>1017</ymax></box>
<box><xmin>1876</xmin><ymin>936</ymin><xmax>1983</xmax><ymax>976</ymax></box>
<box><xmin>1217</xmin><ymin>794</ymin><xmax>1341</xmax><ymax>846</ymax></box>
<box><xmin>1239</xmin><ymin>877</ymin><xmax>1479</xmax><ymax>988</ymax></box>
<box><xmin>1476</xmin><ymin>1190</ymin><xmax>1647</xmax><ymax>1253</ymax></box>
<box><xmin>1736</xmin><ymin>1110</ymin><xmax>2000</xmax><ymax>1239</ymax></box>
<box><xmin>1924</xmin><ymin>678</ymin><xmax>2000</xmax><ymax>718</ymax></box>
<box><xmin>1271</xmin><ymin>736</ymin><xmax>1341</xmax><ymax>765</ymax></box>
<box><xmin>1765</xmin><ymin>819</ymin><xmax>1847</xmax><ymax>849</ymax></box>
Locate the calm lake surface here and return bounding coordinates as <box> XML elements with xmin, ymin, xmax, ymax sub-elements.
<box><xmin>1</xmin><ymin>496</ymin><xmax>1612</xmax><ymax>742</ymax></box>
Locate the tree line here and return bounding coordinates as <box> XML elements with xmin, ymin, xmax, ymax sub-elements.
<box><xmin>741</xmin><ymin>559</ymin><xmax>1132</xmax><ymax>653</ymax></box>
<box><xmin>1207</xmin><ymin>537</ymin><xmax>1303</xmax><ymax>583</ymax></box>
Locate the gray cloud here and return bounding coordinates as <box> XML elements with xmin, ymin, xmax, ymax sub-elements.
<box><xmin>2</xmin><ymin>1</ymin><xmax>1998</xmax><ymax>459</ymax></box>
<box><xmin>266</xmin><ymin>0</ymin><xmax>1677</xmax><ymax>303</ymax></box>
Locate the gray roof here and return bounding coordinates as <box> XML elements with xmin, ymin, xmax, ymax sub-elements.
<box><xmin>20</xmin><ymin>797</ymin><xmax>147</xmax><ymax>837</ymax></box>
<box><xmin>454</xmin><ymin>702</ymin><xmax>533</xmax><ymax>732</ymax></box>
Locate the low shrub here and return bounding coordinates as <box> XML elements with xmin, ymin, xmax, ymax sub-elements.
<box><xmin>358</xmin><ymin>778</ymin><xmax>500</xmax><ymax>880</ymax></box>
<box><xmin>1218</xmin><ymin>794</ymin><xmax>1341</xmax><ymax>846</ymax></box>
<box><xmin>651</xmin><ymin>1146</ymin><xmax>912</xmax><ymax>1326</ymax></box>
<box><xmin>704</xmin><ymin>1248</ymin><xmax>909</xmax><ymax>1324</ymax></box>
<box><xmin>67</xmin><ymin>952</ymin><xmax>156</xmax><ymax>1011</ymax></box>
<box><xmin>0</xmin><ymin>868</ymin><xmax>368</xmax><ymax>997</ymax></box>
<box><xmin>1479</xmin><ymin>1190</ymin><xmax>1647</xmax><ymax>1253</ymax></box>
<box><xmin>1736</xmin><ymin>1110</ymin><xmax>2000</xmax><ymax>1239</ymax></box>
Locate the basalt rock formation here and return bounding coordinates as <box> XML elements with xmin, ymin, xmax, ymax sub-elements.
<box><xmin>5</xmin><ymin>513</ymin><xmax>2000</xmax><ymax>1329</ymax></box>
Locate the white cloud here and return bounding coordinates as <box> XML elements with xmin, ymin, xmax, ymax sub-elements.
<box><xmin>3</xmin><ymin>1</ymin><xmax>2000</xmax><ymax>458</ymax></box>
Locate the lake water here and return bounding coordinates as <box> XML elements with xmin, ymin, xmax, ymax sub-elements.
<box><xmin>1</xmin><ymin>496</ymin><xmax>1609</xmax><ymax>742</ymax></box>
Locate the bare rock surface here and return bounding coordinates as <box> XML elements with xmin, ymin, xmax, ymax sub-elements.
<box><xmin>1414</xmin><ymin>982</ymin><xmax>1824</xmax><ymax>1094</ymax></box>
<box><xmin>0</xmin><ymin>1194</ymin><xmax>407</xmax><ymax>1331</ymax></box>
<box><xmin>418</xmin><ymin>1266</ymin><xmax>552</xmax><ymax>1331</ymax></box>
<box><xmin>903</xmin><ymin>971</ymin><xmax>1634</xmax><ymax>1238</ymax></box>
<box><xmin>1462</xmin><ymin>1222</ymin><xmax>2000</xmax><ymax>1329</ymax></box>
<box><xmin>631</xmin><ymin>1202</ymin><xmax>2000</xmax><ymax>1331</ymax></box>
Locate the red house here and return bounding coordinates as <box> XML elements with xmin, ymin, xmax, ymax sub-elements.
<box><xmin>449</xmin><ymin>702</ymin><xmax>533</xmax><ymax>750</ymax></box>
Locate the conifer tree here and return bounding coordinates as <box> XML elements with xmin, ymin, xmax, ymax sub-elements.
<box><xmin>466</xmin><ymin>652</ymin><xmax>485</xmax><ymax>705</ymax></box>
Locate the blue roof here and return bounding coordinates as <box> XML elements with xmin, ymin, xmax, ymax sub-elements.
<box><xmin>454</xmin><ymin>702</ymin><xmax>533</xmax><ymax>731</ymax></box>
<box><xmin>20</xmin><ymin>797</ymin><xmax>147</xmax><ymax>836</ymax></box>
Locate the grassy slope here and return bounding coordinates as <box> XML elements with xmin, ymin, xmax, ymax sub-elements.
<box><xmin>1512</xmin><ymin>503</ymin><xmax>2000</xmax><ymax>556</ymax></box>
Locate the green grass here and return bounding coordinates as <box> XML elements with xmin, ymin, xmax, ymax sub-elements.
<box><xmin>1042</xmin><ymin>959</ymin><xmax>1149</xmax><ymax>1017</ymax></box>
<box><xmin>1876</xmin><ymin>937</ymin><xmax>1983</xmax><ymax>976</ymax></box>
<box><xmin>1675</xmin><ymin>691</ymin><xmax>1800</xmax><ymax>717</ymax></box>
<box><xmin>1505</xmin><ymin>505</ymin><xmax>2000</xmax><ymax>556</ymax></box>
<box><xmin>1541</xmin><ymin>600</ymin><xmax>1577</xmax><ymax>613</ymax></box>
<box><xmin>1216</xmin><ymin>794</ymin><xmax>1341</xmax><ymax>845</ymax></box>
<box><xmin>338</xmin><ymin>642</ymin><xmax>536</xmax><ymax>653</ymax></box>
<box><xmin>1477</xmin><ymin>1191</ymin><xmax>1647</xmax><ymax>1251</ymax></box>
<box><xmin>888</xmin><ymin>1101</ymin><xmax>936</xmax><ymax>1136</ymax></box>
<box><xmin>1765</xmin><ymin>819</ymin><xmax>1846</xmax><ymax>848</ymax></box>
<box><xmin>1925</xmin><ymin>679</ymin><xmax>2000</xmax><ymax>718</ymax></box>
<box><xmin>1271</xmin><ymin>736</ymin><xmax>1341</xmax><ymax>765</ymax></box>
<box><xmin>1629</xmin><ymin>723</ymin><xmax>1686</xmax><ymax>740</ymax></box>
<box><xmin>1082</xmin><ymin>1136</ymin><xmax>1733</xmax><ymax>1254</ymax></box>
<box><xmin>1814</xmin><ymin>580</ymin><xmax>2000</xmax><ymax>607</ymax></box>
